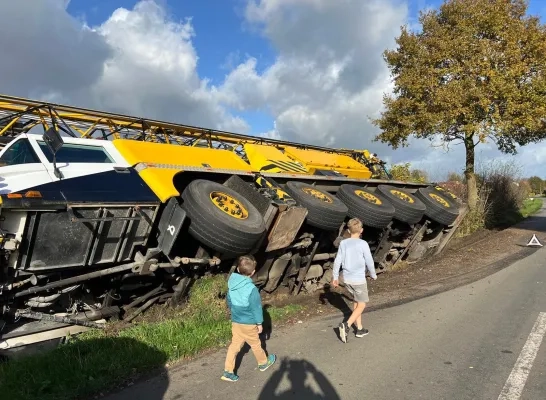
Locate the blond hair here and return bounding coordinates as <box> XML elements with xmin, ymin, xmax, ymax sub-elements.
<box><xmin>347</xmin><ymin>218</ymin><xmax>363</xmax><ymax>234</ymax></box>
<box><xmin>237</xmin><ymin>254</ymin><xmax>257</xmax><ymax>276</ymax></box>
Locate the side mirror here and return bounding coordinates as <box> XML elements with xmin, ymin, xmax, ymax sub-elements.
<box><xmin>42</xmin><ymin>127</ymin><xmax>64</xmax><ymax>179</ymax></box>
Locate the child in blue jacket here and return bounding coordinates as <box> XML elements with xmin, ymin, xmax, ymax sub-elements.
<box><xmin>221</xmin><ymin>255</ymin><xmax>276</xmax><ymax>382</ymax></box>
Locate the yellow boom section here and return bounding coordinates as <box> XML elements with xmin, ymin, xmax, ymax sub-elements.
<box><xmin>283</xmin><ymin>147</ymin><xmax>373</xmax><ymax>179</ymax></box>
<box><xmin>243</xmin><ymin>143</ymin><xmax>309</xmax><ymax>174</ymax></box>
<box><xmin>0</xmin><ymin>94</ymin><xmax>385</xmax><ymax>180</ymax></box>
<box><xmin>113</xmin><ymin>139</ymin><xmax>253</xmax><ymax>202</ymax></box>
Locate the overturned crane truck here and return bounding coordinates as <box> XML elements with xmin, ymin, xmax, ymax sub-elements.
<box><xmin>0</xmin><ymin>94</ymin><xmax>464</xmax><ymax>354</ymax></box>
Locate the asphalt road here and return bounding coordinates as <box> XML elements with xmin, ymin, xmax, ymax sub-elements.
<box><xmin>105</xmin><ymin>209</ymin><xmax>546</xmax><ymax>400</ymax></box>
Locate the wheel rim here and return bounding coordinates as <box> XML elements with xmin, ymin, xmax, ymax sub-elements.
<box><xmin>390</xmin><ymin>189</ymin><xmax>414</xmax><ymax>203</ymax></box>
<box><xmin>429</xmin><ymin>193</ymin><xmax>450</xmax><ymax>208</ymax></box>
<box><xmin>210</xmin><ymin>191</ymin><xmax>248</xmax><ymax>219</ymax></box>
<box><xmin>354</xmin><ymin>189</ymin><xmax>382</xmax><ymax>205</ymax></box>
<box><xmin>302</xmin><ymin>187</ymin><xmax>333</xmax><ymax>203</ymax></box>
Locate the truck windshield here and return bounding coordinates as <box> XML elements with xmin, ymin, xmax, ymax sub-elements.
<box><xmin>0</xmin><ymin>138</ymin><xmax>40</xmax><ymax>166</ymax></box>
<box><xmin>37</xmin><ymin>141</ymin><xmax>115</xmax><ymax>164</ymax></box>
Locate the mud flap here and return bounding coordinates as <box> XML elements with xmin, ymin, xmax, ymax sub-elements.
<box><xmin>156</xmin><ymin>197</ymin><xmax>186</xmax><ymax>257</ymax></box>
<box><xmin>265</xmin><ymin>206</ymin><xmax>308</xmax><ymax>252</ymax></box>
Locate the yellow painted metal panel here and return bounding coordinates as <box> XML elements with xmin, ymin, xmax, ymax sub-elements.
<box><xmin>138</xmin><ymin>167</ymin><xmax>180</xmax><ymax>202</ymax></box>
<box><xmin>283</xmin><ymin>147</ymin><xmax>372</xmax><ymax>179</ymax></box>
<box><xmin>244</xmin><ymin>143</ymin><xmax>309</xmax><ymax>174</ymax></box>
<box><xmin>113</xmin><ymin>139</ymin><xmax>253</xmax><ymax>171</ymax></box>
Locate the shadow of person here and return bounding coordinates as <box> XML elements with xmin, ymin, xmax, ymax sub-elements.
<box><xmin>0</xmin><ymin>336</ymin><xmax>169</xmax><ymax>400</ymax></box>
<box><xmin>318</xmin><ymin>285</ymin><xmax>352</xmax><ymax>318</ymax></box>
<box><xmin>318</xmin><ymin>285</ymin><xmax>355</xmax><ymax>340</ymax></box>
<box><xmin>257</xmin><ymin>358</ymin><xmax>341</xmax><ymax>400</ymax></box>
<box><xmin>234</xmin><ymin>304</ymin><xmax>273</xmax><ymax>374</ymax></box>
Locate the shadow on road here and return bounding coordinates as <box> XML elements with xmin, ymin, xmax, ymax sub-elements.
<box><xmin>318</xmin><ymin>285</ymin><xmax>352</xmax><ymax>318</ymax></box>
<box><xmin>0</xmin><ymin>336</ymin><xmax>169</xmax><ymax>400</ymax></box>
<box><xmin>513</xmin><ymin>215</ymin><xmax>546</xmax><ymax>232</ymax></box>
<box><xmin>257</xmin><ymin>358</ymin><xmax>340</xmax><ymax>400</ymax></box>
<box><xmin>317</xmin><ymin>285</ymin><xmax>355</xmax><ymax>341</ymax></box>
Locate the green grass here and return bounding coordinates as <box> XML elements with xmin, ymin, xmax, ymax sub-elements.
<box><xmin>0</xmin><ymin>276</ymin><xmax>303</xmax><ymax>400</ymax></box>
<box><xmin>519</xmin><ymin>198</ymin><xmax>543</xmax><ymax>218</ymax></box>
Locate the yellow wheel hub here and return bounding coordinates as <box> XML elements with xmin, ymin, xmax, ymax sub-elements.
<box><xmin>355</xmin><ymin>190</ymin><xmax>382</xmax><ymax>205</ymax></box>
<box><xmin>302</xmin><ymin>187</ymin><xmax>333</xmax><ymax>203</ymax></box>
<box><xmin>435</xmin><ymin>186</ymin><xmax>457</xmax><ymax>200</ymax></box>
<box><xmin>390</xmin><ymin>189</ymin><xmax>414</xmax><ymax>203</ymax></box>
<box><xmin>210</xmin><ymin>191</ymin><xmax>248</xmax><ymax>219</ymax></box>
<box><xmin>429</xmin><ymin>193</ymin><xmax>450</xmax><ymax>208</ymax></box>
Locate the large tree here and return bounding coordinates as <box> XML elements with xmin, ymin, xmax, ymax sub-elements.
<box><xmin>528</xmin><ymin>175</ymin><xmax>544</xmax><ymax>194</ymax></box>
<box><xmin>372</xmin><ymin>0</ymin><xmax>546</xmax><ymax>210</ymax></box>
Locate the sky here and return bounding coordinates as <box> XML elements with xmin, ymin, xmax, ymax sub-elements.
<box><xmin>1</xmin><ymin>0</ymin><xmax>546</xmax><ymax>180</ymax></box>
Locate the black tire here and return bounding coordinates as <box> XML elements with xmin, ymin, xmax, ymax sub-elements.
<box><xmin>376</xmin><ymin>185</ymin><xmax>426</xmax><ymax>225</ymax></box>
<box><xmin>283</xmin><ymin>181</ymin><xmax>348</xmax><ymax>231</ymax></box>
<box><xmin>415</xmin><ymin>186</ymin><xmax>460</xmax><ymax>226</ymax></box>
<box><xmin>181</xmin><ymin>179</ymin><xmax>266</xmax><ymax>256</ymax></box>
<box><xmin>433</xmin><ymin>185</ymin><xmax>461</xmax><ymax>205</ymax></box>
<box><xmin>336</xmin><ymin>184</ymin><xmax>395</xmax><ymax>229</ymax></box>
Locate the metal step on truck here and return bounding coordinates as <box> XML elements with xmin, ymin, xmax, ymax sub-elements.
<box><xmin>0</xmin><ymin>94</ymin><xmax>465</xmax><ymax>356</ymax></box>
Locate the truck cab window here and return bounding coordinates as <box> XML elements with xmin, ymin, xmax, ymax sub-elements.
<box><xmin>37</xmin><ymin>141</ymin><xmax>115</xmax><ymax>164</ymax></box>
<box><xmin>0</xmin><ymin>139</ymin><xmax>40</xmax><ymax>166</ymax></box>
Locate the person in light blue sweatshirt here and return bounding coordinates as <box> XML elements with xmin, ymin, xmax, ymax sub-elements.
<box><xmin>332</xmin><ymin>217</ymin><xmax>377</xmax><ymax>343</ymax></box>
<box><xmin>221</xmin><ymin>254</ymin><xmax>276</xmax><ymax>382</ymax></box>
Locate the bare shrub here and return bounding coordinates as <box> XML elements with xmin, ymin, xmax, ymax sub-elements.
<box><xmin>447</xmin><ymin>159</ymin><xmax>528</xmax><ymax>237</ymax></box>
<box><xmin>477</xmin><ymin>159</ymin><xmax>526</xmax><ymax>228</ymax></box>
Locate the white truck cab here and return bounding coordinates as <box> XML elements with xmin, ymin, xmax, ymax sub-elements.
<box><xmin>0</xmin><ymin>133</ymin><xmax>129</xmax><ymax>194</ymax></box>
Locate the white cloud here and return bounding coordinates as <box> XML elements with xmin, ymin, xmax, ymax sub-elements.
<box><xmin>0</xmin><ymin>0</ymin><xmax>544</xmax><ymax>179</ymax></box>
<box><xmin>218</xmin><ymin>0</ymin><xmax>546</xmax><ymax>179</ymax></box>
<box><xmin>218</xmin><ymin>0</ymin><xmax>457</xmax><ymax>166</ymax></box>
<box><xmin>218</xmin><ymin>0</ymin><xmax>407</xmax><ymax>147</ymax></box>
<box><xmin>0</xmin><ymin>0</ymin><xmax>248</xmax><ymax>132</ymax></box>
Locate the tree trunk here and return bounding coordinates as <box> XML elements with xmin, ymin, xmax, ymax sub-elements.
<box><xmin>464</xmin><ymin>133</ymin><xmax>477</xmax><ymax>210</ymax></box>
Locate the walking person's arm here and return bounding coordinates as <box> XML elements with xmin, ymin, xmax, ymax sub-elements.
<box><xmin>226</xmin><ymin>291</ymin><xmax>232</xmax><ymax>308</ymax></box>
<box><xmin>362</xmin><ymin>241</ymin><xmax>377</xmax><ymax>280</ymax></box>
<box><xmin>226</xmin><ymin>291</ymin><xmax>233</xmax><ymax>316</ymax></box>
<box><xmin>249</xmin><ymin>286</ymin><xmax>264</xmax><ymax>333</ymax></box>
<box><xmin>332</xmin><ymin>243</ymin><xmax>344</xmax><ymax>287</ymax></box>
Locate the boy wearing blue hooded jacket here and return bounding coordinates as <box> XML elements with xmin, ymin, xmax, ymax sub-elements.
<box><xmin>221</xmin><ymin>255</ymin><xmax>276</xmax><ymax>382</ymax></box>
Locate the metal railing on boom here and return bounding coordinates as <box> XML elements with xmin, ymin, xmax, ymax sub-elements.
<box><xmin>0</xmin><ymin>94</ymin><xmax>352</xmax><ymax>151</ymax></box>
<box><xmin>0</xmin><ymin>93</ymin><xmax>390</xmax><ymax>176</ymax></box>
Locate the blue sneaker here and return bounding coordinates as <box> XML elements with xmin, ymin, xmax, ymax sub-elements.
<box><xmin>258</xmin><ymin>354</ymin><xmax>277</xmax><ymax>372</ymax></box>
<box><xmin>221</xmin><ymin>371</ymin><xmax>239</xmax><ymax>382</ymax></box>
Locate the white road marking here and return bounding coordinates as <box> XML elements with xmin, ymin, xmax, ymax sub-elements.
<box><xmin>497</xmin><ymin>312</ymin><xmax>546</xmax><ymax>400</ymax></box>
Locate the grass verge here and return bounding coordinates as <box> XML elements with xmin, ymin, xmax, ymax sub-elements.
<box><xmin>519</xmin><ymin>198</ymin><xmax>542</xmax><ymax>218</ymax></box>
<box><xmin>0</xmin><ymin>276</ymin><xmax>303</xmax><ymax>400</ymax></box>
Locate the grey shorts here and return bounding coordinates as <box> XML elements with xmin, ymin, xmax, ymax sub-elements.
<box><xmin>345</xmin><ymin>283</ymin><xmax>369</xmax><ymax>303</ymax></box>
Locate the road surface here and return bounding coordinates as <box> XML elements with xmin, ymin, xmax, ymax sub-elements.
<box><xmin>105</xmin><ymin>210</ymin><xmax>546</xmax><ymax>400</ymax></box>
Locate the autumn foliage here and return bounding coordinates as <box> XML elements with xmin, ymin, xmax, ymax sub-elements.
<box><xmin>373</xmin><ymin>0</ymin><xmax>546</xmax><ymax>210</ymax></box>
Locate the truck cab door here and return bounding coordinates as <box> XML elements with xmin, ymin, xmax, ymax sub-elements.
<box><xmin>0</xmin><ymin>135</ymin><xmax>53</xmax><ymax>194</ymax></box>
<box><xmin>36</xmin><ymin>139</ymin><xmax>128</xmax><ymax>184</ymax></box>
